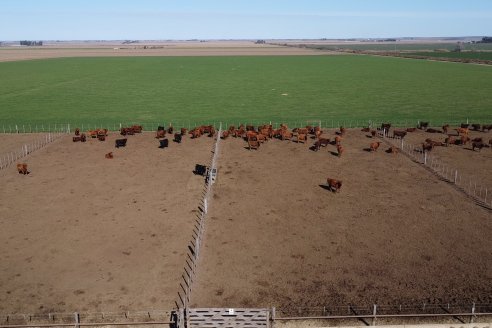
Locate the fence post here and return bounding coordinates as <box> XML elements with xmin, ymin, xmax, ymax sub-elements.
<box><xmin>485</xmin><ymin>188</ymin><xmax>488</xmax><ymax>204</ymax></box>
<box><xmin>74</xmin><ymin>312</ymin><xmax>79</xmax><ymax>328</ymax></box>
<box><xmin>454</xmin><ymin>170</ymin><xmax>458</xmax><ymax>184</ymax></box>
<box><xmin>424</xmin><ymin>152</ymin><xmax>427</xmax><ymax>165</ymax></box>
<box><xmin>470</xmin><ymin>303</ymin><xmax>475</xmax><ymax>323</ymax></box>
<box><xmin>372</xmin><ymin>304</ymin><xmax>377</xmax><ymax>326</ymax></box>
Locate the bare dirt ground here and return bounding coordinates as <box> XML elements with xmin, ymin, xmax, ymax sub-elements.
<box><xmin>1</xmin><ymin>129</ymin><xmax>491</xmax><ymax>317</ymax></box>
<box><xmin>191</xmin><ymin>128</ymin><xmax>492</xmax><ymax>310</ymax></box>
<box><xmin>388</xmin><ymin>128</ymin><xmax>492</xmax><ymax>189</ymax></box>
<box><xmin>0</xmin><ymin>41</ymin><xmax>326</xmax><ymax>62</ymax></box>
<box><xmin>0</xmin><ymin>132</ymin><xmax>214</xmax><ymax>313</ymax></box>
<box><xmin>0</xmin><ymin>133</ymin><xmax>51</xmax><ymax>155</ymax></box>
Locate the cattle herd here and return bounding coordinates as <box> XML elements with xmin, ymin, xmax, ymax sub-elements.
<box><xmin>16</xmin><ymin>121</ymin><xmax>492</xmax><ymax>194</ymax></box>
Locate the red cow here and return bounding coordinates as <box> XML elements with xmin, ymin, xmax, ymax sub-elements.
<box><xmin>337</xmin><ymin>144</ymin><xmax>344</xmax><ymax>157</ymax></box>
<box><xmin>16</xmin><ymin>163</ymin><xmax>29</xmax><ymax>175</ymax></box>
<box><xmin>326</xmin><ymin>178</ymin><xmax>342</xmax><ymax>192</ymax></box>
<box><xmin>369</xmin><ymin>142</ymin><xmax>381</xmax><ymax>152</ymax></box>
<box><xmin>105</xmin><ymin>152</ymin><xmax>113</xmax><ymax>159</ymax></box>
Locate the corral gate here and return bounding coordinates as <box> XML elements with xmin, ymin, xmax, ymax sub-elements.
<box><xmin>186</xmin><ymin>308</ymin><xmax>270</xmax><ymax>328</ymax></box>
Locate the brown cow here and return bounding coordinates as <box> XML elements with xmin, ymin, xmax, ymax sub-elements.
<box><xmin>471</xmin><ymin>124</ymin><xmax>481</xmax><ymax>131</ymax></box>
<box><xmin>313</xmin><ymin>138</ymin><xmax>330</xmax><ymax>151</ymax></box>
<box><xmin>472</xmin><ymin>137</ymin><xmax>483</xmax><ymax>143</ymax></box>
<box><xmin>326</xmin><ymin>178</ymin><xmax>342</xmax><ymax>192</ymax></box>
<box><xmin>281</xmin><ymin>131</ymin><xmax>293</xmax><ymax>141</ymax></box>
<box><xmin>361</xmin><ymin>127</ymin><xmax>370</xmax><ymax>132</ymax></box>
<box><xmin>369</xmin><ymin>141</ymin><xmax>381</xmax><ymax>152</ymax></box>
<box><xmin>156</xmin><ymin>130</ymin><xmax>166</xmax><ymax>138</ymax></box>
<box><xmin>406</xmin><ymin>127</ymin><xmax>417</xmax><ymax>132</ymax></box>
<box><xmin>248</xmin><ymin>136</ymin><xmax>260</xmax><ymax>150</ymax></box>
<box><xmin>339</xmin><ymin>127</ymin><xmax>346</xmax><ymax>136</ymax></box>
<box><xmin>444</xmin><ymin>136</ymin><xmax>456</xmax><ymax>146</ymax></box>
<box><xmin>337</xmin><ymin>144</ymin><xmax>344</xmax><ymax>157</ymax></box>
<box><xmin>422</xmin><ymin>143</ymin><xmax>433</xmax><ymax>152</ymax></box>
<box><xmin>455</xmin><ymin>128</ymin><xmax>469</xmax><ymax>135</ymax></box>
<box><xmin>387</xmin><ymin>146</ymin><xmax>398</xmax><ymax>154</ymax></box>
<box><xmin>221</xmin><ymin>130</ymin><xmax>230</xmax><ymax>139</ymax></box>
<box><xmin>75</xmin><ymin>128</ymin><xmax>80</xmax><ymax>136</ymax></box>
<box><xmin>334</xmin><ymin>135</ymin><xmax>342</xmax><ymax>145</ymax></box>
<box><xmin>131</xmin><ymin>125</ymin><xmax>143</xmax><ymax>133</ymax></box>
<box><xmin>105</xmin><ymin>152</ymin><xmax>113</xmax><ymax>159</ymax></box>
<box><xmin>460</xmin><ymin>135</ymin><xmax>470</xmax><ymax>145</ymax></box>
<box><xmin>472</xmin><ymin>141</ymin><xmax>485</xmax><ymax>152</ymax></box>
<box><xmin>425</xmin><ymin>128</ymin><xmax>441</xmax><ymax>133</ymax></box>
<box><xmin>296</xmin><ymin>133</ymin><xmax>307</xmax><ymax>143</ymax></box>
<box><xmin>73</xmin><ymin>136</ymin><xmax>81</xmax><ymax>142</ymax></box>
<box><xmin>442</xmin><ymin>124</ymin><xmax>449</xmax><ymax>134</ymax></box>
<box><xmin>370</xmin><ymin>130</ymin><xmax>377</xmax><ymax>137</ymax></box>
<box><xmin>80</xmin><ymin>133</ymin><xmax>86</xmax><ymax>142</ymax></box>
<box><xmin>16</xmin><ymin>163</ymin><xmax>29</xmax><ymax>175</ymax></box>
<box><xmin>482</xmin><ymin>124</ymin><xmax>492</xmax><ymax>132</ymax></box>
<box><xmin>208</xmin><ymin>127</ymin><xmax>216</xmax><ymax>137</ymax></box>
<box><xmin>393</xmin><ymin>130</ymin><xmax>407</xmax><ymax>139</ymax></box>
<box><xmin>257</xmin><ymin>133</ymin><xmax>267</xmax><ymax>143</ymax></box>
<box><xmin>180</xmin><ymin>128</ymin><xmax>188</xmax><ymax>136</ymax></box>
<box><xmin>425</xmin><ymin>138</ymin><xmax>445</xmax><ymax>147</ymax></box>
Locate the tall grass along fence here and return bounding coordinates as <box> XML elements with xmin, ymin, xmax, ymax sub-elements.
<box><xmin>2</xmin><ymin>118</ymin><xmax>491</xmax><ymax>134</ymax></box>
<box><xmin>177</xmin><ymin>124</ymin><xmax>222</xmax><ymax>309</ymax></box>
<box><xmin>0</xmin><ymin>131</ymin><xmax>66</xmax><ymax>171</ymax></box>
<box><xmin>380</xmin><ymin>130</ymin><xmax>492</xmax><ymax>210</ymax></box>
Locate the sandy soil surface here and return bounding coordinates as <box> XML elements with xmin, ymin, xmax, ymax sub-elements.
<box><xmin>0</xmin><ymin>133</ymin><xmax>52</xmax><ymax>155</ymax></box>
<box><xmin>191</xmin><ymin>128</ymin><xmax>492</xmax><ymax>310</ymax></box>
<box><xmin>1</xmin><ymin>129</ymin><xmax>491</xmax><ymax>316</ymax></box>
<box><xmin>0</xmin><ymin>41</ymin><xmax>326</xmax><ymax>62</ymax></box>
<box><xmin>0</xmin><ymin>132</ymin><xmax>214</xmax><ymax>313</ymax></box>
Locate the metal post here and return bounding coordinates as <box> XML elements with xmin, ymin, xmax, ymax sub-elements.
<box><xmin>470</xmin><ymin>303</ymin><xmax>475</xmax><ymax>323</ymax></box>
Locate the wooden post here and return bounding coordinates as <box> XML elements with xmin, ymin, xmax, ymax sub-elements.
<box><xmin>74</xmin><ymin>312</ymin><xmax>79</xmax><ymax>328</ymax></box>
<box><xmin>424</xmin><ymin>152</ymin><xmax>427</xmax><ymax>165</ymax></box>
<box><xmin>470</xmin><ymin>303</ymin><xmax>475</xmax><ymax>323</ymax></box>
<box><xmin>454</xmin><ymin>170</ymin><xmax>458</xmax><ymax>184</ymax></box>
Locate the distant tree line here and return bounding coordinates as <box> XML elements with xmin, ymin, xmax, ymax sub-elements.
<box><xmin>20</xmin><ymin>40</ymin><xmax>43</xmax><ymax>46</ymax></box>
<box><xmin>478</xmin><ymin>37</ymin><xmax>492</xmax><ymax>43</ymax></box>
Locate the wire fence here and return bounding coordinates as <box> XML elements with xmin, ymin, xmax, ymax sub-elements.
<box><xmin>380</xmin><ymin>131</ymin><xmax>492</xmax><ymax>209</ymax></box>
<box><xmin>1</xmin><ymin>119</ymin><xmax>491</xmax><ymax>134</ymax></box>
<box><xmin>0</xmin><ymin>131</ymin><xmax>67</xmax><ymax>171</ymax></box>
<box><xmin>178</xmin><ymin>124</ymin><xmax>222</xmax><ymax>309</ymax></box>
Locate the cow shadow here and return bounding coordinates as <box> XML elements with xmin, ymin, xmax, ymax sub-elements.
<box><xmin>329</xmin><ymin>151</ymin><xmax>339</xmax><ymax>157</ymax></box>
<box><xmin>365</xmin><ymin>135</ymin><xmax>374</xmax><ymax>138</ymax></box>
<box><xmin>309</xmin><ymin>145</ymin><xmax>318</xmax><ymax>152</ymax></box>
<box><xmin>318</xmin><ymin>184</ymin><xmax>332</xmax><ymax>191</ymax></box>
<box><xmin>363</xmin><ymin>148</ymin><xmax>372</xmax><ymax>152</ymax></box>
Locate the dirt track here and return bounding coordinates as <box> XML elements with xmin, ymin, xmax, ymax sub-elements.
<box><xmin>0</xmin><ymin>41</ymin><xmax>326</xmax><ymax>62</ymax></box>
<box><xmin>0</xmin><ymin>129</ymin><xmax>491</xmax><ymax>315</ymax></box>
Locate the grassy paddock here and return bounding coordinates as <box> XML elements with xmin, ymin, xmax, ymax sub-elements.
<box><xmin>0</xmin><ymin>55</ymin><xmax>491</xmax><ymax>127</ymax></box>
<box><xmin>405</xmin><ymin>51</ymin><xmax>492</xmax><ymax>61</ymax></box>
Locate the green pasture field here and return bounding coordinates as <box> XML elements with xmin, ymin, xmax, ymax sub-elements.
<box><xmin>0</xmin><ymin>55</ymin><xmax>491</xmax><ymax>130</ymax></box>
<box><xmin>405</xmin><ymin>51</ymin><xmax>492</xmax><ymax>61</ymax></box>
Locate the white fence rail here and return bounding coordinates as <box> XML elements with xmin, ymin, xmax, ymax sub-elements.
<box><xmin>380</xmin><ymin>131</ymin><xmax>492</xmax><ymax>209</ymax></box>
<box><xmin>2</xmin><ymin>119</ymin><xmax>491</xmax><ymax>134</ymax></box>
<box><xmin>0</xmin><ymin>131</ymin><xmax>67</xmax><ymax>171</ymax></box>
<box><xmin>178</xmin><ymin>124</ymin><xmax>222</xmax><ymax>308</ymax></box>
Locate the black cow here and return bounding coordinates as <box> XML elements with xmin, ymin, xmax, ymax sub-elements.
<box><xmin>174</xmin><ymin>133</ymin><xmax>182</xmax><ymax>143</ymax></box>
<box><xmin>159</xmin><ymin>138</ymin><xmax>169</xmax><ymax>148</ymax></box>
<box><xmin>115</xmin><ymin>138</ymin><xmax>127</xmax><ymax>148</ymax></box>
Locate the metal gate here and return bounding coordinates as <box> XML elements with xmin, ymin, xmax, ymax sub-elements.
<box><xmin>186</xmin><ymin>308</ymin><xmax>270</xmax><ymax>328</ymax></box>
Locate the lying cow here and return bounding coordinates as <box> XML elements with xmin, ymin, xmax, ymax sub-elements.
<box><xmin>406</xmin><ymin>127</ymin><xmax>417</xmax><ymax>132</ymax></box>
<box><xmin>425</xmin><ymin>128</ymin><xmax>441</xmax><ymax>133</ymax></box>
<box><xmin>115</xmin><ymin>138</ymin><xmax>127</xmax><ymax>148</ymax></box>
<box><xmin>471</xmin><ymin>124</ymin><xmax>481</xmax><ymax>131</ymax></box>
<box><xmin>16</xmin><ymin>163</ymin><xmax>29</xmax><ymax>175</ymax></box>
<box><xmin>326</xmin><ymin>178</ymin><xmax>342</xmax><ymax>193</ymax></box>
<box><xmin>387</xmin><ymin>146</ymin><xmax>398</xmax><ymax>154</ymax></box>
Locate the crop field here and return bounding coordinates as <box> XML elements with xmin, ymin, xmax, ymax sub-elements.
<box><xmin>305</xmin><ymin>43</ymin><xmax>492</xmax><ymax>51</ymax></box>
<box><xmin>405</xmin><ymin>51</ymin><xmax>492</xmax><ymax>61</ymax></box>
<box><xmin>1</xmin><ymin>55</ymin><xmax>492</xmax><ymax>127</ymax></box>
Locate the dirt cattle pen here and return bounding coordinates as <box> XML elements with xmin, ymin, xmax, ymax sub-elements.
<box><xmin>0</xmin><ymin>132</ymin><xmax>214</xmax><ymax>313</ymax></box>
<box><xmin>0</xmin><ymin>128</ymin><xmax>491</xmax><ymax>321</ymax></box>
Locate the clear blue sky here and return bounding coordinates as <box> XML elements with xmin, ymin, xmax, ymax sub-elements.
<box><xmin>1</xmin><ymin>0</ymin><xmax>491</xmax><ymax>40</ymax></box>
